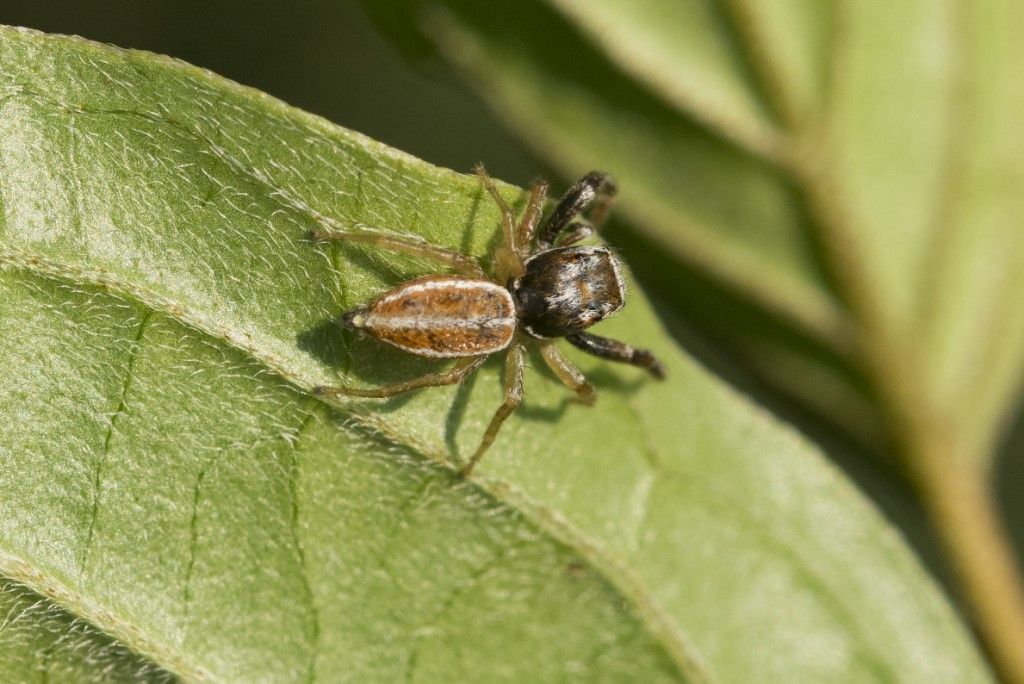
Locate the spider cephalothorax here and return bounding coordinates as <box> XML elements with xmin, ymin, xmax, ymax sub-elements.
<box><xmin>312</xmin><ymin>165</ymin><xmax>665</xmax><ymax>475</ymax></box>
<box><xmin>512</xmin><ymin>245</ymin><xmax>625</xmax><ymax>339</ymax></box>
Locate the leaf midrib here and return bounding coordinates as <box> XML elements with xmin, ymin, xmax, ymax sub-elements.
<box><xmin>0</xmin><ymin>546</ymin><xmax>204</xmax><ymax>682</ymax></box>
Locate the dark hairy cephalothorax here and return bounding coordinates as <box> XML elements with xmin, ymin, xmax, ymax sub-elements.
<box><xmin>311</xmin><ymin>165</ymin><xmax>665</xmax><ymax>475</ymax></box>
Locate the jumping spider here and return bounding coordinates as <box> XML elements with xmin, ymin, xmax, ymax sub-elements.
<box><xmin>312</xmin><ymin>165</ymin><xmax>665</xmax><ymax>475</ymax></box>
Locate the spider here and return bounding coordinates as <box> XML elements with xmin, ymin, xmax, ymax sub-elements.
<box><xmin>311</xmin><ymin>165</ymin><xmax>665</xmax><ymax>475</ymax></box>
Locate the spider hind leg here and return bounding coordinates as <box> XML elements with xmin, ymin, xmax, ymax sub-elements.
<box><xmin>315</xmin><ymin>355</ymin><xmax>486</xmax><ymax>399</ymax></box>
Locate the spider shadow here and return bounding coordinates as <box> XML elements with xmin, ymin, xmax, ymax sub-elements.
<box><xmin>444</xmin><ymin>359</ymin><xmax>482</xmax><ymax>456</ymax></box>
<box><xmin>514</xmin><ymin>345</ymin><xmax>582</xmax><ymax>422</ymax></box>
<box><xmin>440</xmin><ymin>348</ymin><xmax>577</xmax><ymax>460</ymax></box>
<box><xmin>514</xmin><ymin>343</ymin><xmax>647</xmax><ymax>419</ymax></box>
<box><xmin>577</xmin><ymin>362</ymin><xmax>648</xmax><ymax>397</ymax></box>
<box><xmin>296</xmin><ymin>317</ymin><xmax>350</xmax><ymax>371</ymax></box>
<box><xmin>298</xmin><ymin>322</ymin><xmax>651</xmax><ymax>463</ymax></box>
<box><xmin>297</xmin><ymin>318</ymin><xmax>455</xmax><ymax>413</ymax></box>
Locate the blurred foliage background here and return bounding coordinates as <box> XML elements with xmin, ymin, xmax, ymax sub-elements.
<box><xmin>4</xmin><ymin>0</ymin><xmax>1023</xmax><ymax>679</ymax></box>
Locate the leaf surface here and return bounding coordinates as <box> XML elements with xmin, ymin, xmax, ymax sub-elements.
<box><xmin>0</xmin><ymin>578</ymin><xmax>174</xmax><ymax>682</ymax></box>
<box><xmin>0</xmin><ymin>26</ymin><xmax>989</xmax><ymax>682</ymax></box>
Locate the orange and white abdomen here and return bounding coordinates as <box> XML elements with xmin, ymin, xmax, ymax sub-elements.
<box><xmin>341</xmin><ymin>275</ymin><xmax>517</xmax><ymax>358</ymax></box>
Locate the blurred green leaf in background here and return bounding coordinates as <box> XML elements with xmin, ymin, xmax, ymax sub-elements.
<box><xmin>0</xmin><ymin>0</ymin><xmax>1022</xmax><ymax>681</ymax></box>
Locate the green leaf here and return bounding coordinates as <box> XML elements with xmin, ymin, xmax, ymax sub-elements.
<box><xmin>811</xmin><ymin>0</ymin><xmax>1024</xmax><ymax>468</ymax></box>
<box><xmin>546</xmin><ymin>0</ymin><xmax>781</xmax><ymax>154</ymax></box>
<box><xmin>0</xmin><ymin>26</ymin><xmax>989</xmax><ymax>681</ymax></box>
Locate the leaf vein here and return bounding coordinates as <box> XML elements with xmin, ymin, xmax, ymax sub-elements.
<box><xmin>80</xmin><ymin>309</ymin><xmax>152</xmax><ymax>575</ymax></box>
<box><xmin>286</xmin><ymin>412</ymin><xmax>321</xmax><ymax>684</ymax></box>
<box><xmin>402</xmin><ymin>536</ymin><xmax>525</xmax><ymax>683</ymax></box>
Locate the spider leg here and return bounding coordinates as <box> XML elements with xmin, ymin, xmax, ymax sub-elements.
<box><xmin>556</xmin><ymin>221</ymin><xmax>594</xmax><ymax>247</ymax></box>
<box><xmin>539</xmin><ymin>341</ymin><xmax>595</xmax><ymax>404</ymax></box>
<box><xmin>565</xmin><ymin>332</ymin><xmax>666</xmax><ymax>379</ymax></box>
<box><xmin>315</xmin><ymin>355</ymin><xmax>487</xmax><ymax>399</ymax></box>
<box><xmin>310</xmin><ymin>225</ymin><xmax>485</xmax><ymax>278</ymax></box>
<box><xmin>475</xmin><ymin>163</ymin><xmax>526</xmax><ymax>283</ymax></box>
<box><xmin>460</xmin><ymin>344</ymin><xmax>525</xmax><ymax>476</ymax></box>
<box><xmin>516</xmin><ymin>178</ymin><xmax>549</xmax><ymax>251</ymax></box>
<box><xmin>537</xmin><ymin>171</ymin><xmax>617</xmax><ymax>249</ymax></box>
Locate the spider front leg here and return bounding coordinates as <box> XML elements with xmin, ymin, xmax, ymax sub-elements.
<box><xmin>555</xmin><ymin>222</ymin><xmax>594</xmax><ymax>247</ymax></box>
<box><xmin>539</xmin><ymin>342</ymin><xmax>595</xmax><ymax>404</ymax></box>
<box><xmin>475</xmin><ymin>164</ymin><xmax>524</xmax><ymax>283</ymax></box>
<box><xmin>565</xmin><ymin>332</ymin><xmax>666</xmax><ymax>379</ymax></box>
<box><xmin>537</xmin><ymin>171</ymin><xmax>617</xmax><ymax>249</ymax></box>
<box><xmin>310</xmin><ymin>224</ymin><xmax>485</xmax><ymax>278</ymax></box>
<box><xmin>516</xmin><ymin>178</ymin><xmax>549</xmax><ymax>251</ymax></box>
<box><xmin>460</xmin><ymin>343</ymin><xmax>525</xmax><ymax>476</ymax></box>
<box><xmin>315</xmin><ymin>355</ymin><xmax>486</xmax><ymax>399</ymax></box>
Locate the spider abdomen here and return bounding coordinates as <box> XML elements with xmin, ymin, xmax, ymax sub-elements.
<box><xmin>512</xmin><ymin>246</ymin><xmax>625</xmax><ymax>339</ymax></box>
<box><xmin>342</xmin><ymin>275</ymin><xmax>516</xmax><ymax>358</ymax></box>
